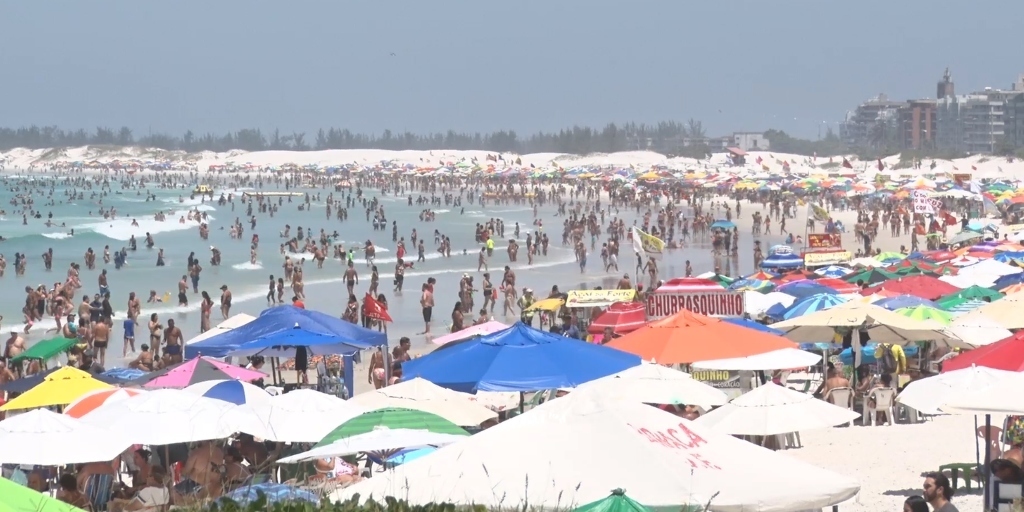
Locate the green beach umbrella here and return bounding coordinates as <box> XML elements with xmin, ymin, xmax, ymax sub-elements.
<box><xmin>705</xmin><ymin>274</ymin><xmax>734</xmax><ymax>286</ymax></box>
<box><xmin>845</xmin><ymin>268</ymin><xmax>899</xmax><ymax>286</ymax></box>
<box><xmin>875</xmin><ymin>251</ymin><xmax>905</xmax><ymax>262</ymax></box>
<box><xmin>315</xmin><ymin>407</ymin><xmax>467</xmax><ymax>448</ymax></box>
<box><xmin>0</xmin><ymin>477</ymin><xmax>84</xmax><ymax>512</ymax></box>
<box><xmin>10</xmin><ymin>337</ymin><xmax>77</xmax><ymax>364</ymax></box>
<box><xmin>894</xmin><ymin>305</ymin><xmax>955</xmax><ymax>326</ymax></box>
<box><xmin>938</xmin><ymin>285</ymin><xmax>1004</xmax><ymax>305</ymax></box>
<box><xmin>573</xmin><ymin>489</ymin><xmax>654</xmax><ymax>512</ymax></box>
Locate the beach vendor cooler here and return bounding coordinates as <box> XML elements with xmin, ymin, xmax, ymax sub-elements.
<box><xmin>646</xmin><ymin>277</ymin><xmax>751</xmax><ymax>398</ymax></box>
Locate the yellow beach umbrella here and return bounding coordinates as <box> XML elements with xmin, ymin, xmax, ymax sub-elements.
<box><xmin>0</xmin><ymin>366</ymin><xmax>113</xmax><ymax>411</ymax></box>
<box><xmin>524</xmin><ymin>298</ymin><xmax>566</xmax><ymax>312</ymax></box>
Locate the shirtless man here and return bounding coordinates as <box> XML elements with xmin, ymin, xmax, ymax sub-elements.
<box><xmin>163</xmin><ymin>319</ymin><xmax>184</xmax><ymax>364</ymax></box>
<box><xmin>4</xmin><ymin>330</ymin><xmax>26</xmax><ymax>369</ymax></box>
<box><xmin>92</xmin><ymin>320</ymin><xmax>110</xmax><ymax>367</ymax></box>
<box><xmin>817</xmin><ymin>364</ymin><xmax>851</xmax><ymax>403</ymax></box>
<box><xmin>177</xmin><ymin>276</ymin><xmax>189</xmax><ymax>306</ymax></box>
<box><xmin>617</xmin><ymin>273</ymin><xmax>632</xmax><ymax>290</ymax></box>
<box><xmin>219</xmin><ymin>285</ymin><xmax>232</xmax><ymax>319</ymax></box>
<box><xmin>343</xmin><ymin>262</ymin><xmax>359</xmax><ymax>296</ymax></box>
<box><xmin>173</xmin><ymin>441</ymin><xmax>225</xmax><ymax>504</ymax></box>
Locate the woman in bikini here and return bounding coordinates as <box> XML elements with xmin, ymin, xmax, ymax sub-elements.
<box><xmin>148</xmin><ymin>313</ymin><xmax>163</xmax><ymax>356</ymax></box>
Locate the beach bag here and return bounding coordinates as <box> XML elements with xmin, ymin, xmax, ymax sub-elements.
<box><xmin>878</xmin><ymin>344</ymin><xmax>898</xmax><ymax>374</ymax></box>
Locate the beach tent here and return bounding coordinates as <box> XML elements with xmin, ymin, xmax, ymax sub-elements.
<box><xmin>0</xmin><ymin>367</ymin><xmax>112</xmax><ymax>412</ymax></box>
<box><xmin>695</xmin><ymin>382</ymin><xmax>860</xmax><ymax>436</ymax></box>
<box><xmin>402</xmin><ymin>322</ymin><xmax>640</xmax><ymax>393</ymax></box>
<box><xmin>349</xmin><ymin>378</ymin><xmax>498</xmax><ymax>426</ymax></box>
<box><xmin>183</xmin><ymin>313</ymin><xmax>256</xmax><ymax>349</ymax></box>
<box><xmin>0</xmin><ymin>409</ymin><xmax>132</xmax><ymax>466</ymax></box>
<box><xmin>605</xmin><ymin>309</ymin><xmax>796</xmax><ymax>365</ymax></box>
<box><xmin>0</xmin><ymin>476</ymin><xmax>84</xmax><ymax>512</ymax></box>
<box><xmin>331</xmin><ymin>388</ymin><xmax>860</xmax><ymax>510</ymax></box>
<box><xmin>572</xmin><ymin>362</ymin><xmax>728</xmax><ymax>409</ymax></box>
<box><xmin>220</xmin><ymin>389</ymin><xmax>364</xmax><ymax>443</ymax></box>
<box><xmin>9</xmin><ymin>337</ymin><xmax>77</xmax><ymax>365</ymax></box>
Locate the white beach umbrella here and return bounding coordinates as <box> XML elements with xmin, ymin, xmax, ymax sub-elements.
<box><xmin>694</xmin><ymin>382</ymin><xmax>860</xmax><ymax>436</ymax></box>
<box><xmin>573</xmin><ymin>362</ymin><xmax>728</xmax><ymax>409</ymax></box>
<box><xmin>349</xmin><ymin>378</ymin><xmax>497</xmax><ymax>426</ymax></box>
<box><xmin>332</xmin><ymin>388</ymin><xmax>860</xmax><ymax>510</ymax></box>
<box><xmin>0</xmin><ymin>409</ymin><xmax>133</xmax><ymax>465</ymax></box>
<box><xmin>743</xmin><ymin>291</ymin><xmax>795</xmax><ymax>316</ymax></box>
<box><xmin>183</xmin><ymin>313</ymin><xmax>256</xmax><ymax>347</ymax></box>
<box><xmin>941</xmin><ymin>371</ymin><xmax>1024</xmax><ymax>415</ymax></box>
<box><xmin>221</xmin><ymin>389</ymin><xmax>364</xmax><ymax>443</ymax></box>
<box><xmin>898</xmin><ymin>366</ymin><xmax>1017</xmax><ymax>415</ymax></box>
<box><xmin>79</xmin><ymin>388</ymin><xmax>236</xmax><ymax>445</ymax></box>
<box><xmin>277</xmin><ymin>427</ymin><xmax>467</xmax><ymax>463</ymax></box>
<box><xmin>941</xmin><ymin>315</ymin><xmax>1012</xmax><ymax>347</ymax></box>
<box><xmin>692</xmin><ymin>348</ymin><xmax>822</xmax><ymax>371</ymax></box>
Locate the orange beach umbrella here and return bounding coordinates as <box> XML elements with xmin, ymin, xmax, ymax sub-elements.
<box><xmin>604</xmin><ymin>309</ymin><xmax>797</xmax><ymax>364</ymax></box>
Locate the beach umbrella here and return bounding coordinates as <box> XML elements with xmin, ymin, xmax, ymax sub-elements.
<box><xmin>331</xmin><ymin>388</ymin><xmax>860</xmax><ymax>510</ymax></box>
<box><xmin>379</xmin><ymin>446</ymin><xmax>437</xmax><ymax>466</ymax></box>
<box><xmin>894</xmin><ymin>305</ymin><xmax>955</xmax><ymax>326</ymax></box>
<box><xmin>943</xmin><ymin>315</ymin><xmax>1013</xmax><ymax>347</ymax></box>
<box><xmin>942</xmin><ymin>330</ymin><xmax>1024</xmax><ymax>372</ymax></box>
<box><xmin>693</xmin><ymin>348</ymin><xmax>822</xmax><ymax>371</ymax></box>
<box><xmin>875</xmin><ymin>251</ymin><xmax>906</xmax><ymax>263</ymax></box>
<box><xmin>695</xmin><ymin>383</ymin><xmax>860</xmax><ymax>436</ymax></box>
<box><xmin>349</xmin><ymin>378</ymin><xmax>497</xmax><ymax>426</ymax></box>
<box><xmin>844</xmin><ymin>267</ymin><xmax>899</xmax><ymax>285</ymax></box>
<box><xmin>760</xmin><ymin>253</ymin><xmax>804</xmax><ymax>270</ymax></box>
<box><xmin>782</xmin><ymin>293</ymin><xmax>848</xmax><ymax>320</ymax></box>
<box><xmin>814</xmin><ymin>265</ymin><xmax>853</xmax><ymax>278</ymax></box>
<box><xmin>955</xmin><ymin>292</ymin><xmax>1024</xmax><ymax>329</ymax></box>
<box><xmin>897</xmin><ymin>366</ymin><xmax>1018</xmax><ymax>415</ymax></box>
<box><xmin>839</xmin><ymin>343</ymin><xmax>919</xmax><ymax>366</ymax></box>
<box><xmin>573</xmin><ymin>363</ymin><xmax>728</xmax><ymax>409</ymax></box>
<box><xmin>812</xmin><ymin>278</ymin><xmax>861</xmax><ymax>293</ymax></box>
<box><xmin>278</xmin><ymin>427</ymin><xmax>468</xmax><ymax>463</ymax></box>
<box><xmin>774</xmin><ymin>280</ymin><xmax>837</xmax><ymax>300</ymax></box>
<box><xmin>938</xmin><ymin>285</ymin><xmax>1004</xmax><ymax>305</ymax></box>
<box><xmin>1000</xmin><ymin>283</ymin><xmax>1024</xmax><ymax>294</ymax></box>
<box><xmin>7</xmin><ymin>336</ymin><xmax>77</xmax><ymax>365</ymax></box>
<box><xmin>0</xmin><ymin>409</ymin><xmax>132</xmax><ymax>466</ymax></box>
<box><xmin>132</xmin><ymin>356</ymin><xmax>266</xmax><ymax>388</ymax></box>
<box><xmin>728</xmin><ymin>278</ymin><xmax>774</xmax><ymax>292</ymax></box>
<box><xmin>220</xmin><ymin>389</ymin><xmax>364</xmax><ymax>443</ymax></box>
<box><xmin>0</xmin><ymin>476</ymin><xmax>83</xmax><ymax>512</ymax></box>
<box><xmin>0</xmin><ymin>366</ymin><xmax>121</xmax><ymax>394</ymax></box>
<box><xmin>431</xmin><ymin>320</ymin><xmax>508</xmax><ymax>345</ymax></box>
<box><xmin>221</xmin><ymin>482</ymin><xmax>320</xmax><ymax>507</ymax></box>
<box><xmin>402</xmin><ymin>322</ymin><xmax>640</xmax><ymax>393</ymax></box>
<box><xmin>0</xmin><ymin>367</ymin><xmax>112</xmax><ymax>412</ymax></box>
<box><xmin>524</xmin><ymin>297</ymin><xmax>566</xmax><ymax>312</ymax></box>
<box><xmin>64</xmin><ymin>388</ymin><xmax>146</xmax><ymax>419</ymax></box>
<box><xmin>861</xmin><ymin>275</ymin><xmax>960</xmax><ymax>301</ymax></box>
<box><xmin>722</xmin><ymin>317</ymin><xmax>784</xmax><ymax>335</ymax></box>
<box><xmin>587</xmin><ymin>302</ymin><xmax>647</xmax><ymax>335</ymax></box>
<box><xmin>573</xmin><ymin>489</ymin><xmax>653</xmax><ymax>512</ymax></box>
<box><xmin>743</xmin><ymin>291</ymin><xmax>795</xmax><ymax>317</ymax></box>
<box><xmin>771</xmin><ymin>302</ymin><xmax>965</xmax><ymax>346</ymax></box>
<box><xmin>942</xmin><ymin>297</ymin><xmax>989</xmax><ymax>314</ymax></box>
<box><xmin>183</xmin><ymin>313</ymin><xmax>256</xmax><ymax>349</ymax></box>
<box><xmin>78</xmin><ymin>389</ymin><xmax>236</xmax><ymax>445</ymax></box>
<box><xmin>605</xmin><ymin>309</ymin><xmax>796</xmax><ymax>365</ymax></box>
<box><xmin>873</xmin><ymin>295</ymin><xmax>940</xmax><ymax>311</ymax></box>
<box><xmin>315</xmin><ymin>408</ymin><xmax>467</xmax><ymax>448</ymax></box>
<box><xmin>184</xmin><ymin>379</ymin><xmax>272</xmax><ymax>406</ymax></box>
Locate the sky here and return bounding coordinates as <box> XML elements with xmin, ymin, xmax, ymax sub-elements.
<box><xmin>2</xmin><ymin>0</ymin><xmax>1022</xmax><ymax>141</ymax></box>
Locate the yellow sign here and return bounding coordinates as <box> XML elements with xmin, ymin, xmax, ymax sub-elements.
<box><xmin>803</xmin><ymin>251</ymin><xmax>853</xmax><ymax>267</ymax></box>
<box><xmin>566</xmin><ymin>289</ymin><xmax>637</xmax><ymax>308</ymax></box>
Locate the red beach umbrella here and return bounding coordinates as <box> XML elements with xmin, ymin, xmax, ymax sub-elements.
<box><xmin>943</xmin><ymin>331</ymin><xmax>1024</xmax><ymax>372</ymax></box>
<box><xmin>587</xmin><ymin>302</ymin><xmax>647</xmax><ymax>335</ymax></box>
<box><xmin>860</xmin><ymin>275</ymin><xmax>960</xmax><ymax>301</ymax></box>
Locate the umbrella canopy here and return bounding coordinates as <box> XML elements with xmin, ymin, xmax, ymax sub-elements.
<box><xmin>221</xmin><ymin>389</ymin><xmax>364</xmax><ymax>443</ymax></box>
<box><xmin>897</xmin><ymin>366</ymin><xmax>1018</xmax><ymax>415</ymax></box>
<box><xmin>0</xmin><ymin>367</ymin><xmax>122</xmax><ymax>393</ymax></box>
<box><xmin>573</xmin><ymin>489</ymin><xmax>653</xmax><ymax>512</ymax></box>
<box><xmin>942</xmin><ymin>330</ymin><xmax>1024</xmax><ymax>372</ymax></box>
<box><xmin>573</xmin><ymin>363</ymin><xmax>728</xmax><ymax>409</ymax></box>
<box><xmin>0</xmin><ymin>367</ymin><xmax>112</xmax><ymax>411</ymax></box>
<box><xmin>894</xmin><ymin>305</ymin><xmax>955</xmax><ymax>326</ymax></box>
<box><xmin>692</xmin><ymin>348</ymin><xmax>822</xmax><ymax>371</ymax></box>
<box><xmin>774</xmin><ymin>280</ymin><xmax>837</xmax><ymax>300</ymax></box>
<box><xmin>226</xmin><ymin>325</ymin><xmax>371</xmax><ymax>359</ymax></box>
<box><xmin>587</xmin><ymin>302</ymin><xmax>647</xmax><ymax>335</ymax></box>
<box><xmin>402</xmin><ymin>322</ymin><xmax>640</xmax><ymax>393</ymax></box>
<box><xmin>78</xmin><ymin>389</ymin><xmax>237</xmax><ymax>445</ymax></box>
<box><xmin>873</xmin><ymin>295</ymin><xmax>939</xmax><ymax>311</ymax></box>
<box><xmin>955</xmin><ymin>293</ymin><xmax>1024</xmax><ymax>329</ymax></box>
<box><xmin>695</xmin><ymin>382</ymin><xmax>860</xmax><ymax>436</ymax></box>
<box><xmin>8</xmin><ymin>337</ymin><xmax>77</xmax><ymax>364</ymax></box>
<box><xmin>940</xmin><ymin>371</ymin><xmax>1024</xmax><ymax>415</ymax></box>
<box><xmin>605</xmin><ymin>309</ymin><xmax>796</xmax><ymax>365</ymax></box>
<box><xmin>315</xmin><ymin>408</ymin><xmax>467</xmax><ymax>448</ymax></box>
<box><xmin>937</xmin><ymin>285</ymin><xmax>1004</xmax><ymax>305</ymax></box>
<box><xmin>0</xmin><ymin>476</ymin><xmax>84</xmax><ymax>512</ymax></box>
<box><xmin>721</xmin><ymin>317</ymin><xmax>784</xmax><ymax>335</ymax></box>
<box><xmin>430</xmin><ymin>320</ymin><xmax>508</xmax><ymax>345</ymax></box>
<box><xmin>185</xmin><ymin>305</ymin><xmax>386</xmax><ymax>358</ymax></box>
<box><xmin>844</xmin><ymin>268</ymin><xmax>899</xmax><ymax>286</ymax></box>
<box><xmin>278</xmin><ymin>427</ymin><xmax>468</xmax><ymax>463</ymax></box>
<box><xmin>943</xmin><ymin>315</ymin><xmax>1013</xmax><ymax>347</ymax></box>
<box><xmin>814</xmin><ymin>265</ymin><xmax>853</xmax><ymax>278</ymax></box>
<box><xmin>812</xmin><ymin>278</ymin><xmax>861</xmax><ymax>294</ymax></box>
<box><xmin>183</xmin><ymin>313</ymin><xmax>256</xmax><ymax>349</ymax></box>
<box><xmin>332</xmin><ymin>389</ymin><xmax>860</xmax><ymax>510</ymax></box>
<box><xmin>782</xmin><ymin>293</ymin><xmax>848</xmax><ymax>320</ymax></box>
<box><xmin>132</xmin><ymin>356</ymin><xmax>266</xmax><ymax>388</ymax></box>
<box><xmin>760</xmin><ymin>253</ymin><xmax>804</xmax><ymax>270</ymax></box>
<box><xmin>861</xmin><ymin>275</ymin><xmax>960</xmax><ymax>301</ymax></box>
<box><xmin>184</xmin><ymin>379</ymin><xmax>272</xmax><ymax>406</ymax></box>
<box><xmin>63</xmin><ymin>388</ymin><xmax>146</xmax><ymax>419</ymax></box>
<box><xmin>349</xmin><ymin>378</ymin><xmax>497</xmax><ymax>426</ymax></box>
<box><xmin>0</xmin><ymin>409</ymin><xmax>132</xmax><ymax>466</ymax></box>
<box><xmin>771</xmin><ymin>302</ymin><xmax>964</xmax><ymax>346</ymax></box>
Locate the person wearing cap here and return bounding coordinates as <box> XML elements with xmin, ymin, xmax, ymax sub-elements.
<box><xmin>518</xmin><ymin>288</ymin><xmax>536</xmax><ymax>326</ymax></box>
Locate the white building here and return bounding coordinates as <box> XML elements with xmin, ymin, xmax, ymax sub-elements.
<box><xmin>731</xmin><ymin>132</ymin><xmax>770</xmax><ymax>151</ymax></box>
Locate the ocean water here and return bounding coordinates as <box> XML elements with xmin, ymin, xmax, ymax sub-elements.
<box><xmin>0</xmin><ymin>175</ymin><xmax>788</xmax><ymax>364</ymax></box>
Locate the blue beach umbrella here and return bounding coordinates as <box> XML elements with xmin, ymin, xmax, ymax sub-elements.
<box><xmin>782</xmin><ymin>293</ymin><xmax>849</xmax><ymax>320</ymax></box>
<box><xmin>872</xmin><ymin>295</ymin><xmax>940</xmax><ymax>311</ymax></box>
<box><xmin>775</xmin><ymin>280</ymin><xmax>838</xmax><ymax>300</ymax></box>
<box><xmin>814</xmin><ymin>265</ymin><xmax>853</xmax><ymax>278</ymax></box>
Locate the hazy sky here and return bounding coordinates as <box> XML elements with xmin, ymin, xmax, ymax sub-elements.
<box><xmin>2</xmin><ymin>0</ymin><xmax>1022</xmax><ymax>140</ymax></box>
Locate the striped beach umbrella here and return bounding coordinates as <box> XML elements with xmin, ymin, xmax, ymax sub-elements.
<box><xmin>184</xmin><ymin>379</ymin><xmax>272</xmax><ymax>406</ymax></box>
<box><xmin>894</xmin><ymin>305</ymin><xmax>955</xmax><ymax>326</ymax></box>
<box><xmin>64</xmin><ymin>388</ymin><xmax>147</xmax><ymax>419</ymax></box>
<box><xmin>782</xmin><ymin>293</ymin><xmax>849</xmax><ymax>320</ymax></box>
<box><xmin>814</xmin><ymin>265</ymin><xmax>853</xmax><ymax>278</ymax></box>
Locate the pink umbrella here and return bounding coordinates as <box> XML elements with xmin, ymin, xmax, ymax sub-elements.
<box><xmin>140</xmin><ymin>356</ymin><xmax>267</xmax><ymax>388</ymax></box>
<box><xmin>432</xmin><ymin>320</ymin><xmax>509</xmax><ymax>345</ymax></box>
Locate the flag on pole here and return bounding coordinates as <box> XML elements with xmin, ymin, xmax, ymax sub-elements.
<box><xmin>630</xmin><ymin>227</ymin><xmax>665</xmax><ymax>260</ymax></box>
<box><xmin>808</xmin><ymin>202</ymin><xmax>831</xmax><ymax>223</ymax></box>
<box><xmin>842</xmin><ymin>158</ymin><xmax>854</xmax><ymax>169</ymax></box>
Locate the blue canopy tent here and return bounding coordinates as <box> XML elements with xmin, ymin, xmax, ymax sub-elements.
<box><xmin>402</xmin><ymin>322</ymin><xmax>640</xmax><ymax>393</ymax></box>
<box><xmin>186</xmin><ymin>306</ymin><xmax>386</xmax><ymax>396</ymax></box>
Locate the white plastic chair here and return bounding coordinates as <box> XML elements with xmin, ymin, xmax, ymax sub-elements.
<box><xmin>863</xmin><ymin>387</ymin><xmax>896</xmax><ymax>426</ymax></box>
<box><xmin>824</xmin><ymin>386</ymin><xmax>854</xmax><ymax>427</ymax></box>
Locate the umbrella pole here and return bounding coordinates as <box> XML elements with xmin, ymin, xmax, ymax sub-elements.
<box><xmin>984</xmin><ymin>414</ymin><xmax>992</xmax><ymax>509</ymax></box>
